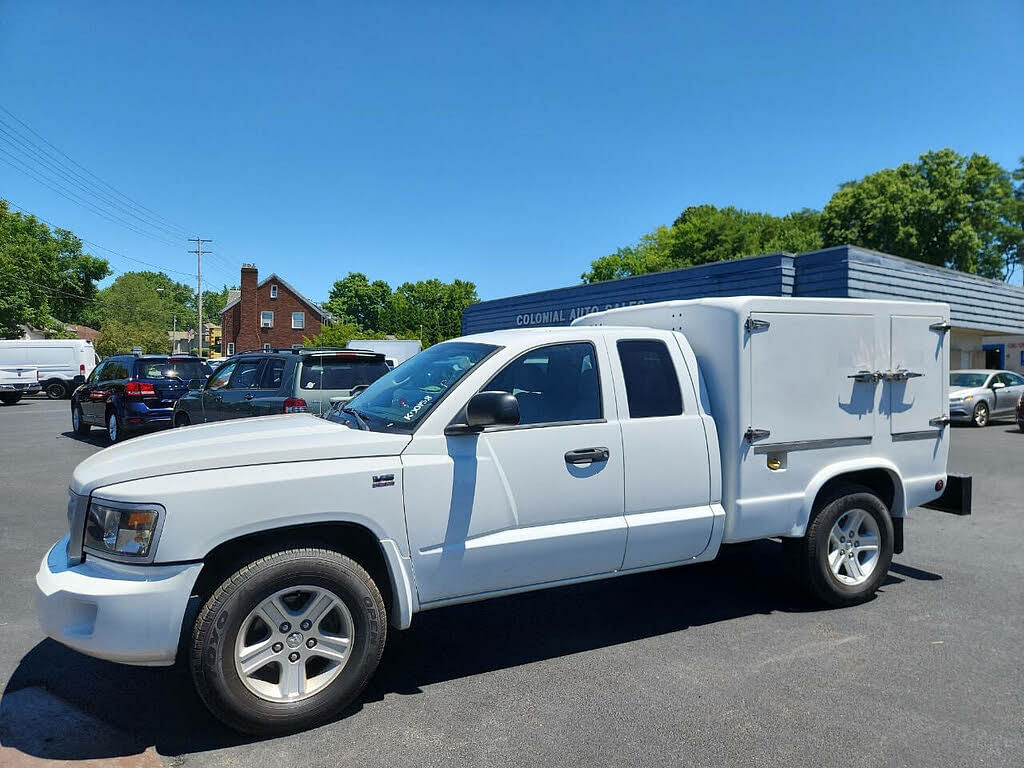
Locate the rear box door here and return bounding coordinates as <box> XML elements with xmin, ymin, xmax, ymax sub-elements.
<box><xmin>749</xmin><ymin>312</ymin><xmax>877</xmax><ymax>445</ymax></box>
<box><xmin>889</xmin><ymin>315</ymin><xmax>946</xmax><ymax>435</ymax></box>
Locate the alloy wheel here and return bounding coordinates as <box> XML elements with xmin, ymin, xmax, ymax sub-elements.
<box><xmin>827</xmin><ymin>508</ymin><xmax>881</xmax><ymax>586</ymax></box>
<box><xmin>234</xmin><ymin>585</ymin><xmax>355</xmax><ymax>703</ymax></box>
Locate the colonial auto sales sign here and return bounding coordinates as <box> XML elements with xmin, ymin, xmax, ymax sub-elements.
<box><xmin>514</xmin><ymin>299</ymin><xmax>646</xmax><ymax>327</ymax></box>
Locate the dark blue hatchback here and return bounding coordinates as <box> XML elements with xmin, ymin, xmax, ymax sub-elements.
<box><xmin>71</xmin><ymin>354</ymin><xmax>212</xmax><ymax>442</ymax></box>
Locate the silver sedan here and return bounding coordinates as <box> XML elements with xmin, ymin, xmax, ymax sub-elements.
<box><xmin>949</xmin><ymin>369</ymin><xmax>1024</xmax><ymax>427</ymax></box>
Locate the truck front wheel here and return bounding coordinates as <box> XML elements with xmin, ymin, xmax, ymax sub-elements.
<box><xmin>190</xmin><ymin>547</ymin><xmax>387</xmax><ymax>734</ymax></box>
<box><xmin>799</xmin><ymin>486</ymin><xmax>894</xmax><ymax>607</ymax></box>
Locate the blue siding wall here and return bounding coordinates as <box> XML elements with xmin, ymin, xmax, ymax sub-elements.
<box><xmin>461</xmin><ymin>254</ymin><xmax>795</xmax><ymax>334</ymax></box>
<box><xmin>461</xmin><ymin>244</ymin><xmax>1024</xmax><ymax>335</ymax></box>
<box><xmin>796</xmin><ymin>246</ymin><xmax>1024</xmax><ymax>334</ymax></box>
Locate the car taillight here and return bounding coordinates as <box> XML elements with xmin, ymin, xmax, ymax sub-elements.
<box><xmin>283</xmin><ymin>397</ymin><xmax>308</xmax><ymax>413</ymax></box>
<box><xmin>80</xmin><ymin>363</ymin><xmax>86</xmax><ymax>375</ymax></box>
<box><xmin>125</xmin><ymin>381</ymin><xmax>157</xmax><ymax>398</ymax></box>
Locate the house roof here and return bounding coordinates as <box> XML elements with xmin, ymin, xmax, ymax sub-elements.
<box><xmin>219</xmin><ymin>273</ymin><xmax>336</xmax><ymax>322</ymax></box>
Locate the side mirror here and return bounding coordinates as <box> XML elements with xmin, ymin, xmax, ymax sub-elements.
<box><xmin>72</xmin><ymin>375</ymin><xmax>86</xmax><ymax>387</ymax></box>
<box><xmin>446</xmin><ymin>391</ymin><xmax>520</xmax><ymax>435</ymax></box>
<box><xmin>188</xmin><ymin>378</ymin><xmax>203</xmax><ymax>391</ymax></box>
<box><xmin>992</xmin><ymin>381</ymin><xmax>1006</xmax><ymax>390</ymax></box>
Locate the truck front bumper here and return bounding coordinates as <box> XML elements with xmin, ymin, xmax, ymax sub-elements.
<box><xmin>36</xmin><ymin>536</ymin><xmax>202</xmax><ymax>666</ymax></box>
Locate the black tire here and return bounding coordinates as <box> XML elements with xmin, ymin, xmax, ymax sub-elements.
<box><xmin>972</xmin><ymin>401</ymin><xmax>989</xmax><ymax>428</ymax></box>
<box><xmin>0</xmin><ymin>394</ymin><xmax>22</xmax><ymax>405</ymax></box>
<box><xmin>174</xmin><ymin>412</ymin><xmax>191</xmax><ymax>428</ymax></box>
<box><xmin>72</xmin><ymin>404</ymin><xmax>91</xmax><ymax>435</ymax></box>
<box><xmin>45</xmin><ymin>380</ymin><xmax>68</xmax><ymax>399</ymax></box>
<box><xmin>190</xmin><ymin>548</ymin><xmax>387</xmax><ymax>735</ymax></box>
<box><xmin>798</xmin><ymin>485</ymin><xmax>894</xmax><ymax>607</ymax></box>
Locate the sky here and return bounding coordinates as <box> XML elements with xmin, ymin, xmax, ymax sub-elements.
<box><xmin>1</xmin><ymin>1</ymin><xmax>1021</xmax><ymax>303</ymax></box>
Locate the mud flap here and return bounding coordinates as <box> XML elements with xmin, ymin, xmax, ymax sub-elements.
<box><xmin>923</xmin><ymin>474</ymin><xmax>973</xmax><ymax>516</ymax></box>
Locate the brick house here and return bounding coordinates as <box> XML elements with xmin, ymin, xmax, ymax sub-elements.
<box><xmin>220</xmin><ymin>265</ymin><xmax>335</xmax><ymax>355</ymax></box>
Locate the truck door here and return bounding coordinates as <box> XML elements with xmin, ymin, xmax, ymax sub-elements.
<box><xmin>612</xmin><ymin>336</ymin><xmax>716</xmax><ymax>569</ymax></box>
<box><xmin>748</xmin><ymin>312</ymin><xmax>877</xmax><ymax>444</ymax></box>
<box><xmin>888</xmin><ymin>315</ymin><xmax>947</xmax><ymax>435</ymax></box>
<box><xmin>405</xmin><ymin>340</ymin><xmax>627</xmax><ymax>604</ymax></box>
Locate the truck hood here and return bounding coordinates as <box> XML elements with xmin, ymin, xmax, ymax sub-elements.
<box><xmin>71</xmin><ymin>414</ymin><xmax>411</xmax><ymax>495</ymax></box>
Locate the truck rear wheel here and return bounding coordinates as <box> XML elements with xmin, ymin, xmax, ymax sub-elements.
<box><xmin>190</xmin><ymin>547</ymin><xmax>387</xmax><ymax>734</ymax></box>
<box><xmin>799</xmin><ymin>485</ymin><xmax>894</xmax><ymax>606</ymax></box>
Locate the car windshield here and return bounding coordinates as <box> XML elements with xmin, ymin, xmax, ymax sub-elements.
<box><xmin>299</xmin><ymin>356</ymin><xmax>391</xmax><ymax>391</ymax></box>
<box><xmin>137</xmin><ymin>359</ymin><xmax>212</xmax><ymax>381</ymax></box>
<box><xmin>950</xmin><ymin>372</ymin><xmax>989</xmax><ymax>388</ymax></box>
<box><xmin>324</xmin><ymin>341</ymin><xmax>498</xmax><ymax>433</ymax></box>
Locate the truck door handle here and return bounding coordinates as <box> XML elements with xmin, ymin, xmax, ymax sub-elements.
<box><xmin>564</xmin><ymin>447</ymin><xmax>609</xmax><ymax>464</ymax></box>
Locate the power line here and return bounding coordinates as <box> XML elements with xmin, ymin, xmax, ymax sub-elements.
<box><xmin>3</xmin><ymin>199</ymin><xmax>198</xmax><ymax>279</ymax></box>
<box><xmin>0</xmin><ymin>103</ymin><xmax>191</xmax><ymax>236</ymax></box>
<box><xmin>0</xmin><ymin>148</ymin><xmax>185</xmax><ymax>248</ymax></box>
<box><xmin>0</xmin><ymin>121</ymin><xmax>189</xmax><ymax>240</ymax></box>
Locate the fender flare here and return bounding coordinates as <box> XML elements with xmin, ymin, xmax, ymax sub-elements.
<box><xmin>794</xmin><ymin>458</ymin><xmax>906</xmax><ymax>536</ymax></box>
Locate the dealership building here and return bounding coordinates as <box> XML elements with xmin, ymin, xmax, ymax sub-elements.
<box><xmin>462</xmin><ymin>245</ymin><xmax>1024</xmax><ymax>373</ymax></box>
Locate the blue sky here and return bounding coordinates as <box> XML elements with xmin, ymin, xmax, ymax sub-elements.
<box><xmin>1</xmin><ymin>1</ymin><xmax>1021</xmax><ymax>302</ymax></box>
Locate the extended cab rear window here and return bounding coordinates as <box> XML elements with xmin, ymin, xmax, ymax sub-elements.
<box><xmin>299</xmin><ymin>356</ymin><xmax>391</xmax><ymax>391</ymax></box>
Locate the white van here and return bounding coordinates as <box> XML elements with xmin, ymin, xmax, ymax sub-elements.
<box><xmin>0</xmin><ymin>339</ymin><xmax>100</xmax><ymax>399</ymax></box>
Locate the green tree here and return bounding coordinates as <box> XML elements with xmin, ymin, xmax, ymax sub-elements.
<box><xmin>821</xmin><ymin>149</ymin><xmax>1023</xmax><ymax>280</ymax></box>
<box><xmin>324</xmin><ymin>272</ymin><xmax>393</xmax><ymax>329</ymax></box>
<box><xmin>95</xmin><ymin>319</ymin><xmax>171</xmax><ymax>357</ymax></box>
<box><xmin>85</xmin><ymin>271</ymin><xmax>193</xmax><ymax>330</ymax></box>
<box><xmin>194</xmin><ymin>285</ymin><xmax>236</xmax><ymax>321</ymax></box>
<box><xmin>320</xmin><ymin>273</ymin><xmax>479</xmax><ymax>346</ymax></box>
<box><xmin>303</xmin><ymin>321</ymin><xmax>384</xmax><ymax>349</ymax></box>
<box><xmin>582</xmin><ymin>205</ymin><xmax>822</xmax><ymax>282</ymax></box>
<box><xmin>0</xmin><ymin>201</ymin><xmax>110</xmax><ymax>337</ymax></box>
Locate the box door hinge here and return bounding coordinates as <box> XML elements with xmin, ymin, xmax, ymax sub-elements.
<box><xmin>745</xmin><ymin>427</ymin><xmax>771</xmax><ymax>443</ymax></box>
<box><xmin>929</xmin><ymin>321</ymin><xmax>952</xmax><ymax>333</ymax></box>
<box><xmin>744</xmin><ymin>317</ymin><xmax>770</xmax><ymax>333</ymax></box>
<box><xmin>929</xmin><ymin>416</ymin><xmax>951</xmax><ymax>427</ymax></box>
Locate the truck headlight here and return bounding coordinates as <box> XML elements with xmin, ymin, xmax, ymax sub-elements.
<box><xmin>83</xmin><ymin>501</ymin><xmax>162</xmax><ymax>561</ymax></box>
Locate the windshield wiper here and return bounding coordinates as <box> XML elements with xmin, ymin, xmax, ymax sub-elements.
<box><xmin>341</xmin><ymin>407</ymin><xmax>371</xmax><ymax>431</ymax></box>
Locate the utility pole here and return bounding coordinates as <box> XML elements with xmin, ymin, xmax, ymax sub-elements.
<box><xmin>188</xmin><ymin>237</ymin><xmax>212</xmax><ymax>357</ymax></box>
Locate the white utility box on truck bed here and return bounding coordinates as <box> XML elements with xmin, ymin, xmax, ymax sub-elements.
<box><xmin>575</xmin><ymin>296</ymin><xmax>952</xmax><ymax>545</ymax></box>
<box><xmin>36</xmin><ymin>296</ymin><xmax>967</xmax><ymax>734</ymax></box>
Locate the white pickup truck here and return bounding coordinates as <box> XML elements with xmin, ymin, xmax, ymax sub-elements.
<box><xmin>36</xmin><ymin>297</ymin><xmax>968</xmax><ymax>734</ymax></box>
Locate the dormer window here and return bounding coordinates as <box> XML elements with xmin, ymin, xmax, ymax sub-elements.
<box><xmin>270</xmin><ymin>284</ymin><xmax>278</xmax><ymax>299</ymax></box>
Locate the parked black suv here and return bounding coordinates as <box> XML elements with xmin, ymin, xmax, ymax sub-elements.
<box><xmin>172</xmin><ymin>348</ymin><xmax>390</xmax><ymax>426</ymax></box>
<box><xmin>71</xmin><ymin>354</ymin><xmax>212</xmax><ymax>442</ymax></box>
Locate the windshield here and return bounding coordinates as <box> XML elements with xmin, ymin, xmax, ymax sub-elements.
<box><xmin>299</xmin><ymin>357</ymin><xmax>391</xmax><ymax>391</ymax></box>
<box><xmin>324</xmin><ymin>341</ymin><xmax>498</xmax><ymax>433</ymax></box>
<box><xmin>950</xmin><ymin>372</ymin><xmax>989</xmax><ymax>388</ymax></box>
<box><xmin>136</xmin><ymin>359</ymin><xmax>212</xmax><ymax>381</ymax></box>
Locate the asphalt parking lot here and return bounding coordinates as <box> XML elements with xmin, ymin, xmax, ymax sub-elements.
<box><xmin>0</xmin><ymin>398</ymin><xmax>1021</xmax><ymax>768</ymax></box>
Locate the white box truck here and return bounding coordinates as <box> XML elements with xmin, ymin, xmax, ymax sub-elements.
<box><xmin>36</xmin><ymin>297</ymin><xmax>966</xmax><ymax>734</ymax></box>
<box><xmin>0</xmin><ymin>339</ymin><xmax>99</xmax><ymax>399</ymax></box>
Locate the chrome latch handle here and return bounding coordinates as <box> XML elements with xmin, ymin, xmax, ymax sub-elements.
<box><xmin>882</xmin><ymin>369</ymin><xmax>924</xmax><ymax>382</ymax></box>
<box><xmin>848</xmin><ymin>370</ymin><xmax>880</xmax><ymax>383</ymax></box>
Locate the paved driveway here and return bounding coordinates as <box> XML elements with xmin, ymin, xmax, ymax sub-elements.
<box><xmin>1</xmin><ymin>398</ymin><xmax>1021</xmax><ymax>767</ymax></box>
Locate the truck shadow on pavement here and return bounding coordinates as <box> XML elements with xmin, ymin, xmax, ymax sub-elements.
<box><xmin>0</xmin><ymin>539</ymin><xmax>940</xmax><ymax>761</ymax></box>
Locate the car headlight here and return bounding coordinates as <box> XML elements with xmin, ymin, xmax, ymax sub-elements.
<box><xmin>83</xmin><ymin>500</ymin><xmax>163</xmax><ymax>561</ymax></box>
<box><xmin>950</xmin><ymin>395</ymin><xmax>973</xmax><ymax>404</ymax></box>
